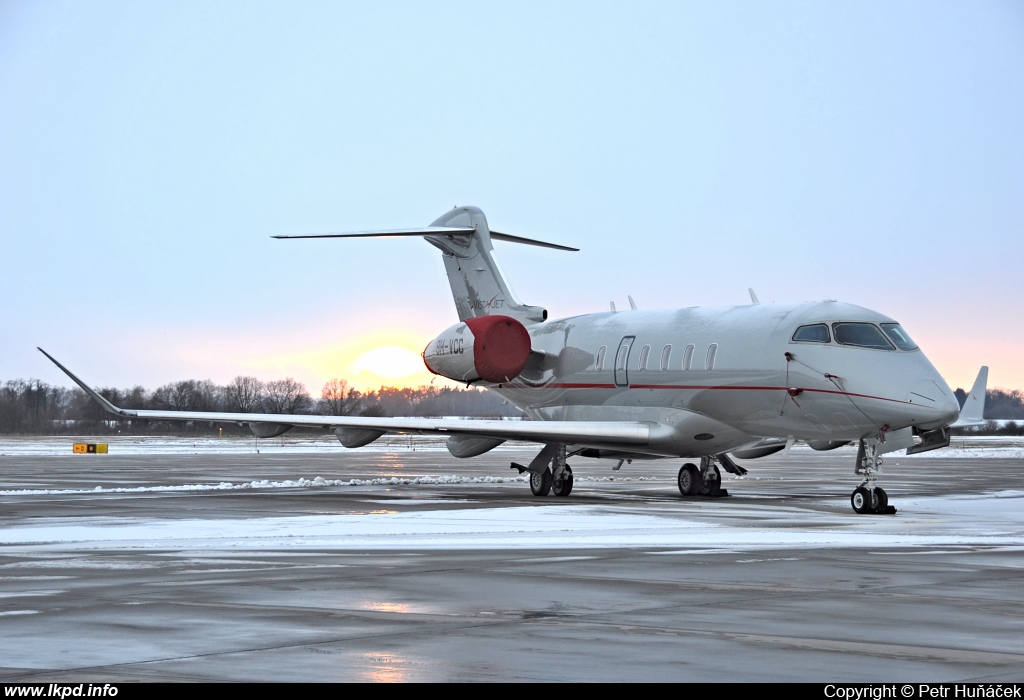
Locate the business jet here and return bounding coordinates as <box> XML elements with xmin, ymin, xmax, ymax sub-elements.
<box><xmin>40</xmin><ymin>206</ymin><xmax>988</xmax><ymax>514</ymax></box>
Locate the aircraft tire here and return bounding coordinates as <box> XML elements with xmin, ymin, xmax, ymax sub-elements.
<box><xmin>530</xmin><ymin>468</ymin><xmax>552</xmax><ymax>497</ymax></box>
<box><xmin>677</xmin><ymin>463</ymin><xmax>701</xmax><ymax>497</ymax></box>
<box><xmin>851</xmin><ymin>487</ymin><xmax>874</xmax><ymax>514</ymax></box>
<box><xmin>552</xmin><ymin>466</ymin><xmax>574</xmax><ymax>497</ymax></box>
<box><xmin>873</xmin><ymin>487</ymin><xmax>888</xmax><ymax>509</ymax></box>
<box><xmin>698</xmin><ymin>465</ymin><xmax>721</xmax><ymax>497</ymax></box>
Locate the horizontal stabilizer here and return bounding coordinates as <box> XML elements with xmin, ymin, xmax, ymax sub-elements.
<box><xmin>272</xmin><ymin>226</ymin><xmax>474</xmax><ymax>240</ymax></box>
<box><xmin>491</xmin><ymin>231</ymin><xmax>579</xmax><ymax>252</ymax></box>
<box><xmin>275</xmin><ymin>207</ymin><xmax>571</xmax><ymax>323</ymax></box>
<box><xmin>273</xmin><ymin>227</ymin><xmax>578</xmax><ymax>251</ymax></box>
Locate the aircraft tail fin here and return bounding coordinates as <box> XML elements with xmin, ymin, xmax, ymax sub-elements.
<box><xmin>951</xmin><ymin>366</ymin><xmax>988</xmax><ymax>427</ymax></box>
<box><xmin>274</xmin><ymin>206</ymin><xmax>576</xmax><ymax>324</ymax></box>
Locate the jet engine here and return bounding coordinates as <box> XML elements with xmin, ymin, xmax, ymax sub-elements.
<box><xmin>423</xmin><ymin>315</ymin><xmax>531</xmax><ymax>383</ymax></box>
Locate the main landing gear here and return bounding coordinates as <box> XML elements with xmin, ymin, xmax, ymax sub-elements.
<box><xmin>851</xmin><ymin>437</ymin><xmax>896</xmax><ymax>515</ymax></box>
<box><xmin>528</xmin><ymin>465</ymin><xmax>574</xmax><ymax>497</ymax></box>
<box><xmin>514</xmin><ymin>444</ymin><xmax>574</xmax><ymax>498</ymax></box>
<box><xmin>677</xmin><ymin>456</ymin><xmax>730</xmax><ymax>498</ymax></box>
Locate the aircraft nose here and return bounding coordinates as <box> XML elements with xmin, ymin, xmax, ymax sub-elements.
<box><xmin>905</xmin><ymin>371</ymin><xmax>959</xmax><ymax>430</ymax></box>
<box><xmin>938</xmin><ymin>393</ymin><xmax>960</xmax><ymax>426</ymax></box>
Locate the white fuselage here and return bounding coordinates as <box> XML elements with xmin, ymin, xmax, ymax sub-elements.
<box><xmin>490</xmin><ymin>300</ymin><xmax>959</xmax><ymax>458</ymax></box>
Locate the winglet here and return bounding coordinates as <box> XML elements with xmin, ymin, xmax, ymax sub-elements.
<box><xmin>952</xmin><ymin>366</ymin><xmax>988</xmax><ymax>427</ymax></box>
<box><xmin>37</xmin><ymin>348</ymin><xmax>134</xmax><ymax>417</ymax></box>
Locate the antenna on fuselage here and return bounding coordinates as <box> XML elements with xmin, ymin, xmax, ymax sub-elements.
<box><xmin>749</xmin><ymin>288</ymin><xmax>760</xmax><ymax>305</ymax></box>
<box><xmin>610</xmin><ymin>301</ymin><xmax>617</xmax><ymax>313</ymax></box>
<box><xmin>628</xmin><ymin>295</ymin><xmax>638</xmax><ymax>310</ymax></box>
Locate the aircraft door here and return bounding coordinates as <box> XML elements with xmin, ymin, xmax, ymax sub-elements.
<box><xmin>614</xmin><ymin>336</ymin><xmax>635</xmax><ymax>387</ymax></box>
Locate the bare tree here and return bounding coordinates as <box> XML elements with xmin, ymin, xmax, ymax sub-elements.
<box><xmin>225</xmin><ymin>376</ymin><xmax>264</xmax><ymax>413</ymax></box>
<box><xmin>262</xmin><ymin>378</ymin><xmax>312</xmax><ymax>414</ymax></box>
<box><xmin>121</xmin><ymin>385</ymin><xmax>149</xmax><ymax>410</ymax></box>
<box><xmin>152</xmin><ymin>380</ymin><xmax>218</xmax><ymax>412</ymax></box>
<box><xmin>0</xmin><ymin>379</ymin><xmax>70</xmax><ymax>433</ymax></box>
<box><xmin>320</xmin><ymin>378</ymin><xmax>359</xmax><ymax>416</ymax></box>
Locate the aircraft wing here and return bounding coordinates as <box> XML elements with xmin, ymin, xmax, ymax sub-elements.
<box><xmin>38</xmin><ymin>349</ymin><xmax>655</xmax><ymax>448</ymax></box>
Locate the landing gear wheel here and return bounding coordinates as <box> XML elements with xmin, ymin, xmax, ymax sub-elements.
<box><xmin>552</xmin><ymin>466</ymin><xmax>574</xmax><ymax>497</ymax></box>
<box><xmin>698</xmin><ymin>465</ymin><xmax>721</xmax><ymax>497</ymax></box>
<box><xmin>873</xmin><ymin>487</ymin><xmax>888</xmax><ymax>509</ymax></box>
<box><xmin>677</xmin><ymin>463</ymin><xmax>701</xmax><ymax>497</ymax></box>
<box><xmin>851</xmin><ymin>486</ymin><xmax>875</xmax><ymax>514</ymax></box>
<box><xmin>530</xmin><ymin>468</ymin><xmax>552</xmax><ymax>497</ymax></box>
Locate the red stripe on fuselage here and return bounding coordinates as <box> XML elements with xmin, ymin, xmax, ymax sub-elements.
<box><xmin>515</xmin><ymin>382</ymin><xmax>914</xmax><ymax>406</ymax></box>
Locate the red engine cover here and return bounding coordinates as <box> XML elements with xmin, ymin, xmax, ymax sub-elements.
<box><xmin>465</xmin><ymin>315</ymin><xmax>531</xmax><ymax>383</ymax></box>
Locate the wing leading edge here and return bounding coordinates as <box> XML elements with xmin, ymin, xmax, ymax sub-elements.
<box><xmin>38</xmin><ymin>349</ymin><xmax>654</xmax><ymax>448</ymax></box>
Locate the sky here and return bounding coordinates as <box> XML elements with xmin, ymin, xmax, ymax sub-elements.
<box><xmin>2</xmin><ymin>1</ymin><xmax>1022</xmax><ymax>395</ymax></box>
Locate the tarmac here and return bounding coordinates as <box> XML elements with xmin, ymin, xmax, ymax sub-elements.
<box><xmin>1</xmin><ymin>436</ymin><xmax>1022</xmax><ymax>682</ymax></box>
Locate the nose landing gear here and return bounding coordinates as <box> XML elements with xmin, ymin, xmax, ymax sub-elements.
<box><xmin>852</xmin><ymin>438</ymin><xmax>897</xmax><ymax>515</ymax></box>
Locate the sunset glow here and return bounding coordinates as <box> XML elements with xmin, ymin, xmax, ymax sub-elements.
<box><xmin>351</xmin><ymin>345</ymin><xmax>427</xmax><ymax>380</ymax></box>
<box><xmin>213</xmin><ymin>329</ymin><xmax>442</xmax><ymax>393</ymax></box>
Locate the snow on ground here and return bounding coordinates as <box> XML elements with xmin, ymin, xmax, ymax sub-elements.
<box><xmin>0</xmin><ymin>435</ymin><xmax>455</xmax><ymax>456</ymax></box>
<box><xmin>0</xmin><ymin>475</ymin><xmax>527</xmax><ymax>496</ymax></box>
<box><xmin>3</xmin><ymin>494</ymin><xmax>1023</xmax><ymax>554</ymax></box>
<box><xmin>3</xmin><ymin>435</ymin><xmax>1023</xmax><ymax>458</ymax></box>
<box><xmin>2</xmin><ymin>436</ymin><xmax>1021</xmax><ymax>555</ymax></box>
<box><xmin>881</xmin><ymin>437</ymin><xmax>1024</xmax><ymax>459</ymax></box>
<box><xmin>0</xmin><ymin>474</ymin><xmax>674</xmax><ymax>497</ymax></box>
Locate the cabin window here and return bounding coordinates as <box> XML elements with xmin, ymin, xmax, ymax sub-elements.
<box><xmin>595</xmin><ymin>345</ymin><xmax>607</xmax><ymax>370</ymax></box>
<box><xmin>792</xmin><ymin>324</ymin><xmax>831</xmax><ymax>343</ymax></box>
<box><xmin>705</xmin><ymin>343</ymin><xmax>718</xmax><ymax>370</ymax></box>
<box><xmin>616</xmin><ymin>345</ymin><xmax>629</xmax><ymax>371</ymax></box>
<box><xmin>832</xmin><ymin>323</ymin><xmax>894</xmax><ymax>350</ymax></box>
<box><xmin>682</xmin><ymin>344</ymin><xmax>695</xmax><ymax>371</ymax></box>
<box><xmin>638</xmin><ymin>344</ymin><xmax>651</xmax><ymax>370</ymax></box>
<box><xmin>880</xmin><ymin>323</ymin><xmax>918</xmax><ymax>351</ymax></box>
<box><xmin>660</xmin><ymin>345</ymin><xmax>672</xmax><ymax>371</ymax></box>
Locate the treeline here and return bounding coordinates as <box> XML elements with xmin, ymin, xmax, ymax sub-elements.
<box><xmin>953</xmin><ymin>387</ymin><xmax>1024</xmax><ymax>419</ymax></box>
<box><xmin>955</xmin><ymin>421</ymin><xmax>1024</xmax><ymax>436</ymax></box>
<box><xmin>4</xmin><ymin>378</ymin><xmax>1022</xmax><ymax>436</ymax></box>
<box><xmin>0</xmin><ymin>376</ymin><xmax>520</xmax><ymax>435</ymax></box>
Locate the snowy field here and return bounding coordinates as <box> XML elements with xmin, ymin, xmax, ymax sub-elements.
<box><xmin>3</xmin><ymin>440</ymin><xmax>1024</xmax><ymax>681</ymax></box>
<box><xmin>0</xmin><ymin>434</ymin><xmax>455</xmax><ymax>456</ymax></box>
<box><xmin>1</xmin><ymin>435</ymin><xmax>1022</xmax><ymax>554</ymax></box>
<box><xmin>4</xmin><ymin>494</ymin><xmax>1024</xmax><ymax>554</ymax></box>
<box><xmin>2</xmin><ymin>434</ymin><xmax>1024</xmax><ymax>458</ymax></box>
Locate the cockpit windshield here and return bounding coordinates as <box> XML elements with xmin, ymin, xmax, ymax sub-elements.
<box><xmin>831</xmin><ymin>322</ymin><xmax>894</xmax><ymax>350</ymax></box>
<box><xmin>791</xmin><ymin>320</ymin><xmax>919</xmax><ymax>351</ymax></box>
<box><xmin>880</xmin><ymin>323</ymin><xmax>918</xmax><ymax>351</ymax></box>
<box><xmin>792</xmin><ymin>324</ymin><xmax>831</xmax><ymax>343</ymax></box>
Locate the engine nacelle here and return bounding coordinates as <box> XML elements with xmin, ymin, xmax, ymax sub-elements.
<box><xmin>423</xmin><ymin>315</ymin><xmax>531</xmax><ymax>383</ymax></box>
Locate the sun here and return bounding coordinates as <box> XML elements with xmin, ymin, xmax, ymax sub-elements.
<box><xmin>350</xmin><ymin>345</ymin><xmax>427</xmax><ymax>380</ymax></box>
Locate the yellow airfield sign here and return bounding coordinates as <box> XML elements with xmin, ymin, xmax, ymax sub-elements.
<box><xmin>72</xmin><ymin>443</ymin><xmax>108</xmax><ymax>454</ymax></box>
